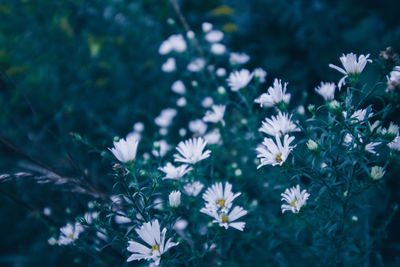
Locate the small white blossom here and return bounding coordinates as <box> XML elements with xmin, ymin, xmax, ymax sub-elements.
<box><xmin>256</xmin><ymin>135</ymin><xmax>296</xmax><ymax>168</ymax></box>
<box><xmin>201</xmin><ymin>182</ymin><xmax>241</xmax><ymax>213</ymax></box>
<box><xmin>174</xmin><ymin>137</ymin><xmax>211</xmax><ymax>164</ymax></box>
<box><xmin>109</xmin><ymin>135</ymin><xmax>140</xmax><ymax>163</ymax></box>
<box><xmin>158</xmin><ymin>162</ymin><xmax>192</xmax><ymax>180</ymax></box>
<box><xmin>229</xmin><ymin>52</ymin><xmax>250</xmax><ymax>65</ymax></box>
<box><xmin>388</xmin><ymin>136</ymin><xmax>400</xmax><ymax>151</ymax></box>
<box><xmin>315</xmin><ymin>82</ymin><xmax>336</xmax><ymax>101</ymax></box>
<box><xmin>329</xmin><ymin>53</ymin><xmax>372</xmax><ymax>89</ymax></box>
<box><xmin>188</xmin><ymin>119</ymin><xmax>208</xmax><ymax>135</ymax></box>
<box><xmin>226</xmin><ymin>69</ymin><xmax>253</xmax><ymax>91</ymax></box>
<box><xmin>202</xmin><ymin>22</ymin><xmax>213</xmax><ymax>32</ymax></box>
<box><xmin>155</xmin><ymin>108</ymin><xmax>177</xmax><ymax>128</ymax></box>
<box><xmin>211</xmin><ymin>43</ymin><xmax>226</xmax><ymax>55</ymax></box>
<box><xmin>152</xmin><ymin>140</ymin><xmax>171</xmax><ymax>158</ymax></box>
<box><xmin>158</xmin><ymin>34</ymin><xmax>187</xmax><ymax>55</ymax></box>
<box><xmin>57</xmin><ymin>222</ymin><xmax>84</xmax><ymax>245</ymax></box>
<box><xmin>382</xmin><ymin>122</ymin><xmax>399</xmax><ymax>140</ymax></box>
<box><xmin>183</xmin><ymin>181</ymin><xmax>204</xmax><ymax>197</ymax></box>
<box><xmin>187</xmin><ymin>58</ymin><xmax>206</xmax><ymax>72</ymax></box>
<box><xmin>365</xmin><ymin>141</ymin><xmax>381</xmax><ymax>154</ymax></box>
<box><xmin>281</xmin><ymin>185</ymin><xmax>310</xmax><ymax>214</ymax></box>
<box><xmin>161</xmin><ymin>57</ymin><xmax>176</xmax><ymax>72</ymax></box>
<box><xmin>171</xmin><ymin>80</ymin><xmax>186</xmax><ymax>94</ymax></box>
<box><xmin>201</xmin><ymin>205</ymin><xmax>247</xmax><ymax>231</ymax></box>
<box><xmin>186</xmin><ymin>31</ymin><xmax>194</xmax><ymax>39</ymax></box>
<box><xmin>254</xmin><ymin>78</ymin><xmax>291</xmax><ymax>108</ymax></box>
<box><xmin>216</xmin><ymin>68</ymin><xmax>226</xmax><ymax>77</ymax></box>
<box><xmin>253</xmin><ymin>67</ymin><xmax>267</xmax><ymax>83</ymax></box>
<box><xmin>176</xmin><ymin>97</ymin><xmax>187</xmax><ymax>107</ymax></box>
<box><xmin>259</xmin><ymin>112</ymin><xmax>300</xmax><ymax>137</ymax></box>
<box><xmin>306</xmin><ymin>139</ymin><xmax>319</xmax><ymax>152</ymax></box>
<box><xmin>203</xmin><ymin>105</ymin><xmax>226</xmax><ymax>126</ymax></box>
<box><xmin>127</xmin><ymin>219</ymin><xmax>178</xmax><ymax>265</ymax></box>
<box><xmin>370</xmin><ymin>166</ymin><xmax>385</xmax><ymax>180</ymax></box>
<box><xmin>205</xmin><ymin>30</ymin><xmax>224</xmax><ymax>43</ymax></box>
<box><xmin>201</xmin><ymin>97</ymin><xmax>214</xmax><ymax>108</ymax></box>
<box><xmin>169</xmin><ymin>191</ymin><xmax>181</xmax><ymax>208</ymax></box>
<box><xmin>204</xmin><ymin>128</ymin><xmax>222</xmax><ymax>145</ymax></box>
<box><xmin>133</xmin><ymin>122</ymin><xmax>145</xmax><ymax>133</ymax></box>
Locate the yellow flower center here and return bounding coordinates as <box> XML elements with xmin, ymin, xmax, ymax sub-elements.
<box><xmin>221</xmin><ymin>214</ymin><xmax>229</xmax><ymax>223</ymax></box>
<box><xmin>290</xmin><ymin>199</ymin><xmax>298</xmax><ymax>207</ymax></box>
<box><xmin>276</xmin><ymin>153</ymin><xmax>283</xmax><ymax>163</ymax></box>
<box><xmin>68</xmin><ymin>234</ymin><xmax>74</xmax><ymax>239</ymax></box>
<box><xmin>216</xmin><ymin>199</ymin><xmax>225</xmax><ymax>207</ymax></box>
<box><xmin>151</xmin><ymin>244</ymin><xmax>160</xmax><ymax>254</ymax></box>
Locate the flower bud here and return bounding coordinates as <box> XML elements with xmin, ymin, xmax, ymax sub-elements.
<box><xmin>169</xmin><ymin>191</ymin><xmax>181</xmax><ymax>208</ymax></box>
<box><xmin>370</xmin><ymin>166</ymin><xmax>385</xmax><ymax>180</ymax></box>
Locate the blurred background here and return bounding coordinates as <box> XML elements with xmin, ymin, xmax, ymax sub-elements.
<box><xmin>1</xmin><ymin>0</ymin><xmax>400</xmax><ymax>265</ymax></box>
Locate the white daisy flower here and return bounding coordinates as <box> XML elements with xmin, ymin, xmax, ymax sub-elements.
<box><xmin>205</xmin><ymin>30</ymin><xmax>224</xmax><ymax>43</ymax></box>
<box><xmin>201</xmin><ymin>206</ymin><xmax>247</xmax><ymax>231</ymax></box>
<box><xmin>187</xmin><ymin>58</ymin><xmax>206</xmax><ymax>72</ymax></box>
<box><xmin>174</xmin><ymin>137</ymin><xmax>211</xmax><ymax>164</ymax></box>
<box><xmin>226</xmin><ymin>69</ymin><xmax>253</xmax><ymax>91</ymax></box>
<box><xmin>365</xmin><ymin>142</ymin><xmax>381</xmax><ymax>154</ymax></box>
<box><xmin>171</xmin><ymin>80</ymin><xmax>186</xmax><ymax>94</ymax></box>
<box><xmin>370</xmin><ymin>166</ymin><xmax>385</xmax><ymax>180</ymax></box>
<box><xmin>57</xmin><ymin>222</ymin><xmax>84</xmax><ymax>245</ymax></box>
<box><xmin>388</xmin><ymin>136</ymin><xmax>400</xmax><ymax>151</ymax></box>
<box><xmin>109</xmin><ymin>135</ymin><xmax>140</xmax><ymax>163</ymax></box>
<box><xmin>256</xmin><ymin>135</ymin><xmax>295</xmax><ymax>168</ymax></box>
<box><xmin>229</xmin><ymin>52</ymin><xmax>250</xmax><ymax>65</ymax></box>
<box><xmin>211</xmin><ymin>43</ymin><xmax>226</xmax><ymax>55</ymax></box>
<box><xmin>329</xmin><ymin>53</ymin><xmax>372</xmax><ymax>89</ymax></box>
<box><xmin>382</xmin><ymin>122</ymin><xmax>399</xmax><ymax>140</ymax></box>
<box><xmin>203</xmin><ymin>105</ymin><xmax>226</xmax><ymax>126</ymax></box>
<box><xmin>315</xmin><ymin>82</ymin><xmax>336</xmax><ymax>101</ymax></box>
<box><xmin>169</xmin><ymin>191</ymin><xmax>181</xmax><ymax>208</ymax></box>
<box><xmin>155</xmin><ymin>108</ymin><xmax>177</xmax><ymax>128</ymax></box>
<box><xmin>281</xmin><ymin>185</ymin><xmax>310</xmax><ymax>214</ymax></box>
<box><xmin>254</xmin><ymin>78</ymin><xmax>291</xmax><ymax>108</ymax></box>
<box><xmin>183</xmin><ymin>181</ymin><xmax>204</xmax><ymax>197</ymax></box>
<box><xmin>126</xmin><ymin>219</ymin><xmax>178</xmax><ymax>265</ymax></box>
<box><xmin>176</xmin><ymin>97</ymin><xmax>187</xmax><ymax>107</ymax></box>
<box><xmin>158</xmin><ymin>163</ymin><xmax>192</xmax><ymax>180</ymax></box>
<box><xmin>201</xmin><ymin>182</ymin><xmax>241</xmax><ymax>213</ymax></box>
<box><xmin>253</xmin><ymin>67</ymin><xmax>267</xmax><ymax>83</ymax></box>
<box><xmin>259</xmin><ymin>112</ymin><xmax>300</xmax><ymax>137</ymax></box>
<box><xmin>343</xmin><ymin>109</ymin><xmax>373</xmax><ymax>124</ymax></box>
<box><xmin>188</xmin><ymin>119</ymin><xmax>208</xmax><ymax>135</ymax></box>
<box><xmin>161</xmin><ymin>57</ymin><xmax>176</xmax><ymax>72</ymax></box>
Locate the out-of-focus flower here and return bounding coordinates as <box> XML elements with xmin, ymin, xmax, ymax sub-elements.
<box><xmin>306</xmin><ymin>139</ymin><xmax>319</xmax><ymax>152</ymax></box>
<box><xmin>201</xmin><ymin>97</ymin><xmax>214</xmax><ymax>108</ymax></box>
<box><xmin>204</xmin><ymin>128</ymin><xmax>222</xmax><ymax>145</ymax></box>
<box><xmin>187</xmin><ymin>58</ymin><xmax>206</xmax><ymax>72</ymax></box>
<box><xmin>57</xmin><ymin>222</ymin><xmax>84</xmax><ymax>245</ymax></box>
<box><xmin>256</xmin><ymin>135</ymin><xmax>295</xmax><ymax>168</ymax></box>
<box><xmin>183</xmin><ymin>181</ymin><xmax>204</xmax><ymax>197</ymax></box>
<box><xmin>158</xmin><ymin>163</ymin><xmax>192</xmax><ymax>180</ymax></box>
<box><xmin>158</xmin><ymin>34</ymin><xmax>187</xmax><ymax>55</ymax></box>
<box><xmin>174</xmin><ymin>137</ymin><xmax>211</xmax><ymax>164</ymax></box>
<box><xmin>254</xmin><ymin>78</ymin><xmax>291</xmax><ymax>108</ymax></box>
<box><xmin>126</xmin><ymin>219</ymin><xmax>178</xmax><ymax>265</ymax></box>
<box><xmin>205</xmin><ymin>30</ymin><xmax>224</xmax><ymax>43</ymax></box>
<box><xmin>382</xmin><ymin>122</ymin><xmax>399</xmax><ymax>140</ymax></box>
<box><xmin>171</xmin><ymin>80</ymin><xmax>186</xmax><ymax>94</ymax></box>
<box><xmin>189</xmin><ymin>119</ymin><xmax>208</xmax><ymax>135</ymax></box>
<box><xmin>388</xmin><ymin>136</ymin><xmax>400</xmax><ymax>151</ymax></box>
<box><xmin>253</xmin><ymin>68</ymin><xmax>267</xmax><ymax>83</ymax></box>
<box><xmin>109</xmin><ymin>135</ymin><xmax>139</xmax><ymax>163</ymax></box>
<box><xmin>203</xmin><ymin>105</ymin><xmax>226</xmax><ymax>126</ymax></box>
<box><xmin>281</xmin><ymin>185</ymin><xmax>310</xmax><ymax>214</ymax></box>
<box><xmin>315</xmin><ymin>82</ymin><xmax>336</xmax><ymax>101</ymax></box>
<box><xmin>155</xmin><ymin>108</ymin><xmax>177</xmax><ymax>128</ymax></box>
<box><xmin>370</xmin><ymin>166</ymin><xmax>385</xmax><ymax>180</ymax></box>
<box><xmin>259</xmin><ymin>112</ymin><xmax>300</xmax><ymax>137</ymax></box>
<box><xmin>387</xmin><ymin>68</ymin><xmax>400</xmax><ymax>91</ymax></box>
<box><xmin>202</xmin><ymin>22</ymin><xmax>213</xmax><ymax>32</ymax></box>
<box><xmin>169</xmin><ymin>191</ymin><xmax>181</xmax><ymax>208</ymax></box>
<box><xmin>329</xmin><ymin>53</ymin><xmax>372</xmax><ymax>89</ymax></box>
<box><xmin>216</xmin><ymin>68</ymin><xmax>226</xmax><ymax>77</ymax></box>
<box><xmin>365</xmin><ymin>142</ymin><xmax>381</xmax><ymax>154</ymax></box>
<box><xmin>161</xmin><ymin>57</ymin><xmax>176</xmax><ymax>72</ymax></box>
<box><xmin>227</xmin><ymin>69</ymin><xmax>253</xmax><ymax>91</ymax></box>
<box><xmin>152</xmin><ymin>140</ymin><xmax>171</xmax><ymax>158</ymax></box>
<box><xmin>211</xmin><ymin>43</ymin><xmax>226</xmax><ymax>55</ymax></box>
<box><xmin>229</xmin><ymin>52</ymin><xmax>250</xmax><ymax>65</ymax></box>
<box><xmin>176</xmin><ymin>97</ymin><xmax>187</xmax><ymax>107</ymax></box>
